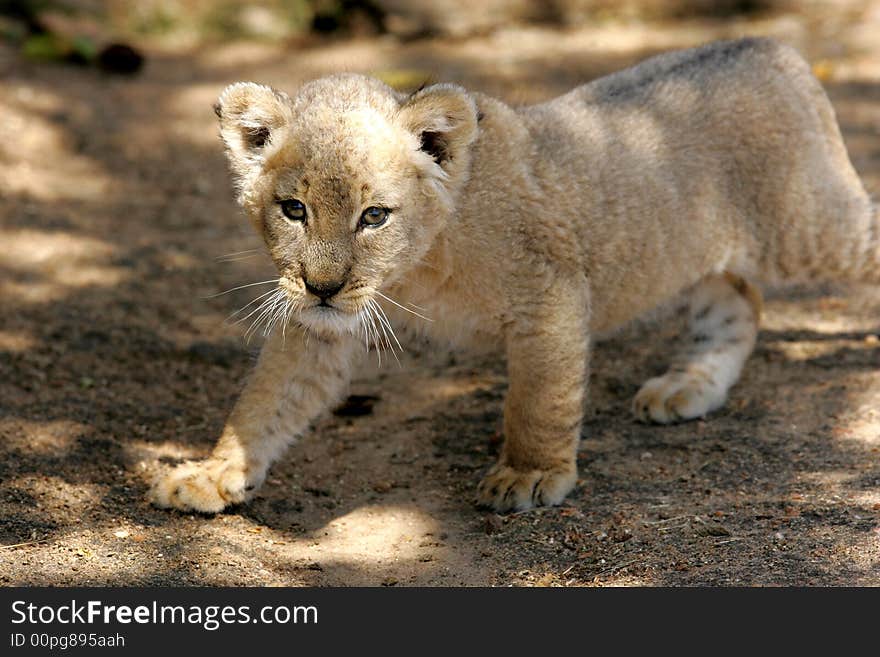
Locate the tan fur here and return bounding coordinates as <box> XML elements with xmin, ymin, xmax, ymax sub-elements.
<box><xmin>151</xmin><ymin>38</ymin><xmax>878</xmax><ymax>514</ymax></box>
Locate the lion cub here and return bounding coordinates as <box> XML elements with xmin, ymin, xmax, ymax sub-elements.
<box><xmin>152</xmin><ymin>38</ymin><xmax>877</xmax><ymax>513</ymax></box>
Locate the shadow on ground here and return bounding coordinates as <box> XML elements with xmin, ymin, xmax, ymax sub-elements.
<box><xmin>1</xmin><ymin>7</ymin><xmax>880</xmax><ymax>585</ymax></box>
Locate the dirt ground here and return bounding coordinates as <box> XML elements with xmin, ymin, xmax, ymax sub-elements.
<box><xmin>2</xmin><ymin>5</ymin><xmax>880</xmax><ymax>586</ymax></box>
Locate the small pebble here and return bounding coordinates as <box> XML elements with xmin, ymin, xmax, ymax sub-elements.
<box><xmin>372</xmin><ymin>480</ymin><xmax>393</xmax><ymax>493</ymax></box>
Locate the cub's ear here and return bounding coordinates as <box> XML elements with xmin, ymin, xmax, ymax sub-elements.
<box><xmin>398</xmin><ymin>84</ymin><xmax>478</xmax><ymax>174</ymax></box>
<box><xmin>214</xmin><ymin>82</ymin><xmax>292</xmax><ymax>178</ymax></box>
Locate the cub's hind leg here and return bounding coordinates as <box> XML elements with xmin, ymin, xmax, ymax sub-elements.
<box><xmin>633</xmin><ymin>273</ymin><xmax>762</xmax><ymax>424</ymax></box>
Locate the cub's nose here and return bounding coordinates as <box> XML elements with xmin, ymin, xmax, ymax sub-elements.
<box><xmin>304</xmin><ymin>278</ymin><xmax>345</xmax><ymax>301</ymax></box>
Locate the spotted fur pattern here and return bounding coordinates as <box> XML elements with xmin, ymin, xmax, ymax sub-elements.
<box><xmin>633</xmin><ymin>273</ymin><xmax>761</xmax><ymax>424</ymax></box>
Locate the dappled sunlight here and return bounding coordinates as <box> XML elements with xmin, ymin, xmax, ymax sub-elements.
<box><xmin>0</xmin><ymin>86</ymin><xmax>112</xmax><ymax>202</ymax></box>
<box><xmin>1</xmin><ymin>0</ymin><xmax>880</xmax><ymax>587</ymax></box>
<box><xmin>0</xmin><ymin>84</ymin><xmax>68</xmax><ymax>156</ymax></box>
<box><xmin>203</xmin><ymin>42</ymin><xmax>289</xmax><ymax>70</ymax></box>
<box><xmin>759</xmin><ymin>285</ymin><xmax>880</xmax><ymax>449</ymax></box>
<box><xmin>1</xmin><ymin>162</ymin><xmax>111</xmax><ymax>202</ymax></box>
<box><xmin>830</xmin><ymin>399</ymin><xmax>880</xmax><ymax>447</ymax></box>
<box><xmin>2</xmin><ymin>474</ymin><xmax>104</xmax><ymax>522</ymax></box>
<box><xmin>800</xmin><ymin>469</ymin><xmax>862</xmax><ymax>489</ymax></box>
<box><xmin>153</xmin><ymin>248</ymin><xmax>201</xmax><ymax>272</ymax></box>
<box><xmin>198</xmin><ymin>39</ymin><xmax>387</xmax><ymax>80</ymax></box>
<box><xmin>795</xmin><ymin>500</ymin><xmax>880</xmax><ymax>581</ymax></box>
<box><xmin>762</xmin><ymin>296</ymin><xmax>880</xmax><ymax>335</ymax></box>
<box><xmin>404</xmin><ymin>375</ymin><xmax>497</xmax><ymax>405</ymax></box>
<box><xmin>769</xmin><ymin>337</ymin><xmax>878</xmax><ymax>363</ymax></box>
<box><xmin>3</xmin><ymin>229</ymin><xmax>115</xmax><ymax>270</ymax></box>
<box><xmin>303</xmin><ymin>503</ymin><xmax>436</xmax><ymax>561</ymax></box>
<box><xmin>126</xmin><ymin>438</ymin><xmax>211</xmax><ymax>466</ymax></box>
<box><xmin>0</xmin><ymin>329</ymin><xmax>36</xmax><ymax>353</ymax></box>
<box><xmin>349</xmin><ymin>355</ymin><xmax>503</xmax><ymax>428</ymax></box>
<box><xmin>167</xmin><ymin>84</ymin><xmax>230</xmax><ymax>147</ymax></box>
<box><xmin>0</xmin><ymin>228</ymin><xmax>126</xmax><ymax>302</ymax></box>
<box><xmin>0</xmin><ymin>418</ymin><xmax>85</xmax><ymax>456</ymax></box>
<box><xmin>187</xmin><ymin>504</ymin><xmax>444</xmax><ymax>585</ymax></box>
<box><xmin>850</xmin><ymin>490</ymin><xmax>880</xmax><ymax>511</ymax></box>
<box><xmin>477</xmin><ymin>21</ymin><xmax>709</xmax><ymax>60</ymax></box>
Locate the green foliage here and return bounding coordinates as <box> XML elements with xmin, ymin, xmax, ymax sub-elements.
<box><xmin>21</xmin><ymin>31</ymin><xmax>63</xmax><ymax>59</ymax></box>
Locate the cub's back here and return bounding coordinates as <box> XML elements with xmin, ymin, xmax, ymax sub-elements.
<box><xmin>510</xmin><ymin>38</ymin><xmax>849</xmax><ymax>331</ymax></box>
<box><xmin>521</xmin><ymin>37</ymin><xmax>833</xmax><ymax>175</ymax></box>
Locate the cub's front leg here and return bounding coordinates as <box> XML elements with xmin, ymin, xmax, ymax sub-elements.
<box><xmin>477</xmin><ymin>277</ymin><xmax>589</xmax><ymax>512</ymax></box>
<box><xmin>151</xmin><ymin>326</ymin><xmax>357</xmax><ymax>513</ymax></box>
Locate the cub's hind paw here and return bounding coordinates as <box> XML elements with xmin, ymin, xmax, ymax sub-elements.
<box><xmin>476</xmin><ymin>463</ymin><xmax>577</xmax><ymax>513</ymax></box>
<box><xmin>150</xmin><ymin>458</ymin><xmax>254</xmax><ymax>514</ymax></box>
<box><xmin>633</xmin><ymin>372</ymin><xmax>726</xmax><ymax>424</ymax></box>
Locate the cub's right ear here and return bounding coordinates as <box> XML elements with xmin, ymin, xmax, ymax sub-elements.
<box><xmin>214</xmin><ymin>82</ymin><xmax>292</xmax><ymax>179</ymax></box>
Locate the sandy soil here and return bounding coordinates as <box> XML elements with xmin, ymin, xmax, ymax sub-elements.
<box><xmin>2</xmin><ymin>6</ymin><xmax>880</xmax><ymax>586</ymax></box>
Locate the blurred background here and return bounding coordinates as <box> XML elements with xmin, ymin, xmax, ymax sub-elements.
<box><xmin>2</xmin><ymin>1</ymin><xmax>879</xmax><ymax>79</ymax></box>
<box><xmin>1</xmin><ymin>1</ymin><xmax>880</xmax><ymax>587</ymax></box>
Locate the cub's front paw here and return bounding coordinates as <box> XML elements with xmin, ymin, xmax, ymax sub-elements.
<box><xmin>150</xmin><ymin>459</ymin><xmax>254</xmax><ymax>513</ymax></box>
<box><xmin>633</xmin><ymin>372</ymin><xmax>726</xmax><ymax>424</ymax></box>
<box><xmin>476</xmin><ymin>463</ymin><xmax>577</xmax><ymax>513</ymax></box>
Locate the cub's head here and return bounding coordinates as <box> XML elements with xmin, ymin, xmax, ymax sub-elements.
<box><xmin>215</xmin><ymin>74</ymin><xmax>478</xmax><ymax>336</ymax></box>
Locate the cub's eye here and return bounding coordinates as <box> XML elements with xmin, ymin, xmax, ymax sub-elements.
<box><xmin>279</xmin><ymin>199</ymin><xmax>307</xmax><ymax>222</ymax></box>
<box><xmin>359</xmin><ymin>206</ymin><xmax>389</xmax><ymax>228</ymax></box>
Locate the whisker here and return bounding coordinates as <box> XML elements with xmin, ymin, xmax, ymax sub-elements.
<box><xmin>357</xmin><ymin>311</ymin><xmax>370</xmax><ymax>354</ymax></box>
<box><xmin>368</xmin><ymin>299</ymin><xmax>400</xmax><ymax>365</ymax></box>
<box><xmin>265</xmin><ymin>292</ymin><xmax>291</xmax><ymax>337</ymax></box>
<box><xmin>371</xmin><ymin>298</ymin><xmax>404</xmax><ymax>352</ymax></box>
<box><xmin>374</xmin><ymin>290</ymin><xmax>433</xmax><ymax>322</ymax></box>
<box><xmin>374</xmin><ymin>305</ymin><xmax>397</xmax><ymax>363</ymax></box>
<box><xmin>365</xmin><ymin>303</ymin><xmax>382</xmax><ymax>366</ymax></box>
<box><xmin>245</xmin><ymin>289</ymin><xmax>284</xmax><ymax>342</ymax></box>
<box><xmin>281</xmin><ymin>297</ymin><xmax>294</xmax><ymax>344</ymax></box>
<box><xmin>205</xmin><ymin>279</ymin><xmax>280</xmax><ymax>299</ymax></box>
<box><xmin>263</xmin><ymin>301</ymin><xmax>283</xmax><ymax>337</ymax></box>
<box><xmin>215</xmin><ymin>248</ymin><xmax>261</xmax><ymax>260</ymax></box>
<box><xmin>232</xmin><ymin>288</ymin><xmax>281</xmax><ymax>326</ymax></box>
<box><xmin>225</xmin><ymin>287</ymin><xmax>279</xmax><ymax>322</ymax></box>
<box><xmin>370</xmin><ymin>299</ymin><xmax>403</xmax><ymax>365</ymax></box>
<box><xmin>244</xmin><ymin>292</ymin><xmax>278</xmax><ymax>335</ymax></box>
<box><xmin>261</xmin><ymin>292</ymin><xmax>289</xmax><ymax>337</ymax></box>
<box><xmin>216</xmin><ymin>254</ymin><xmax>262</xmax><ymax>263</ymax></box>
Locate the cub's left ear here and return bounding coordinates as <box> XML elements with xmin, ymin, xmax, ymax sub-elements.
<box><xmin>398</xmin><ymin>84</ymin><xmax>478</xmax><ymax>174</ymax></box>
<box><xmin>214</xmin><ymin>82</ymin><xmax>293</xmax><ymax>179</ymax></box>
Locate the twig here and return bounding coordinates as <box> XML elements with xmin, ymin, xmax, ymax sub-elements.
<box><xmin>1</xmin><ymin>538</ymin><xmax>49</xmax><ymax>550</ymax></box>
<box><xmin>643</xmin><ymin>515</ymin><xmax>690</xmax><ymax>525</ymax></box>
<box><xmin>595</xmin><ymin>559</ymin><xmax>637</xmax><ymax>577</ymax></box>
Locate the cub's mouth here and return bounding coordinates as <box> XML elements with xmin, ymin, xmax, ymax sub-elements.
<box><xmin>287</xmin><ymin>283</ymin><xmax>363</xmax><ymax>336</ymax></box>
<box><xmin>274</xmin><ymin>277</ymin><xmax>409</xmax><ymax>358</ymax></box>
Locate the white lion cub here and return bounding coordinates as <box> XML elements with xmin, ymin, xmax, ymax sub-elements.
<box><xmin>152</xmin><ymin>38</ymin><xmax>877</xmax><ymax>513</ymax></box>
